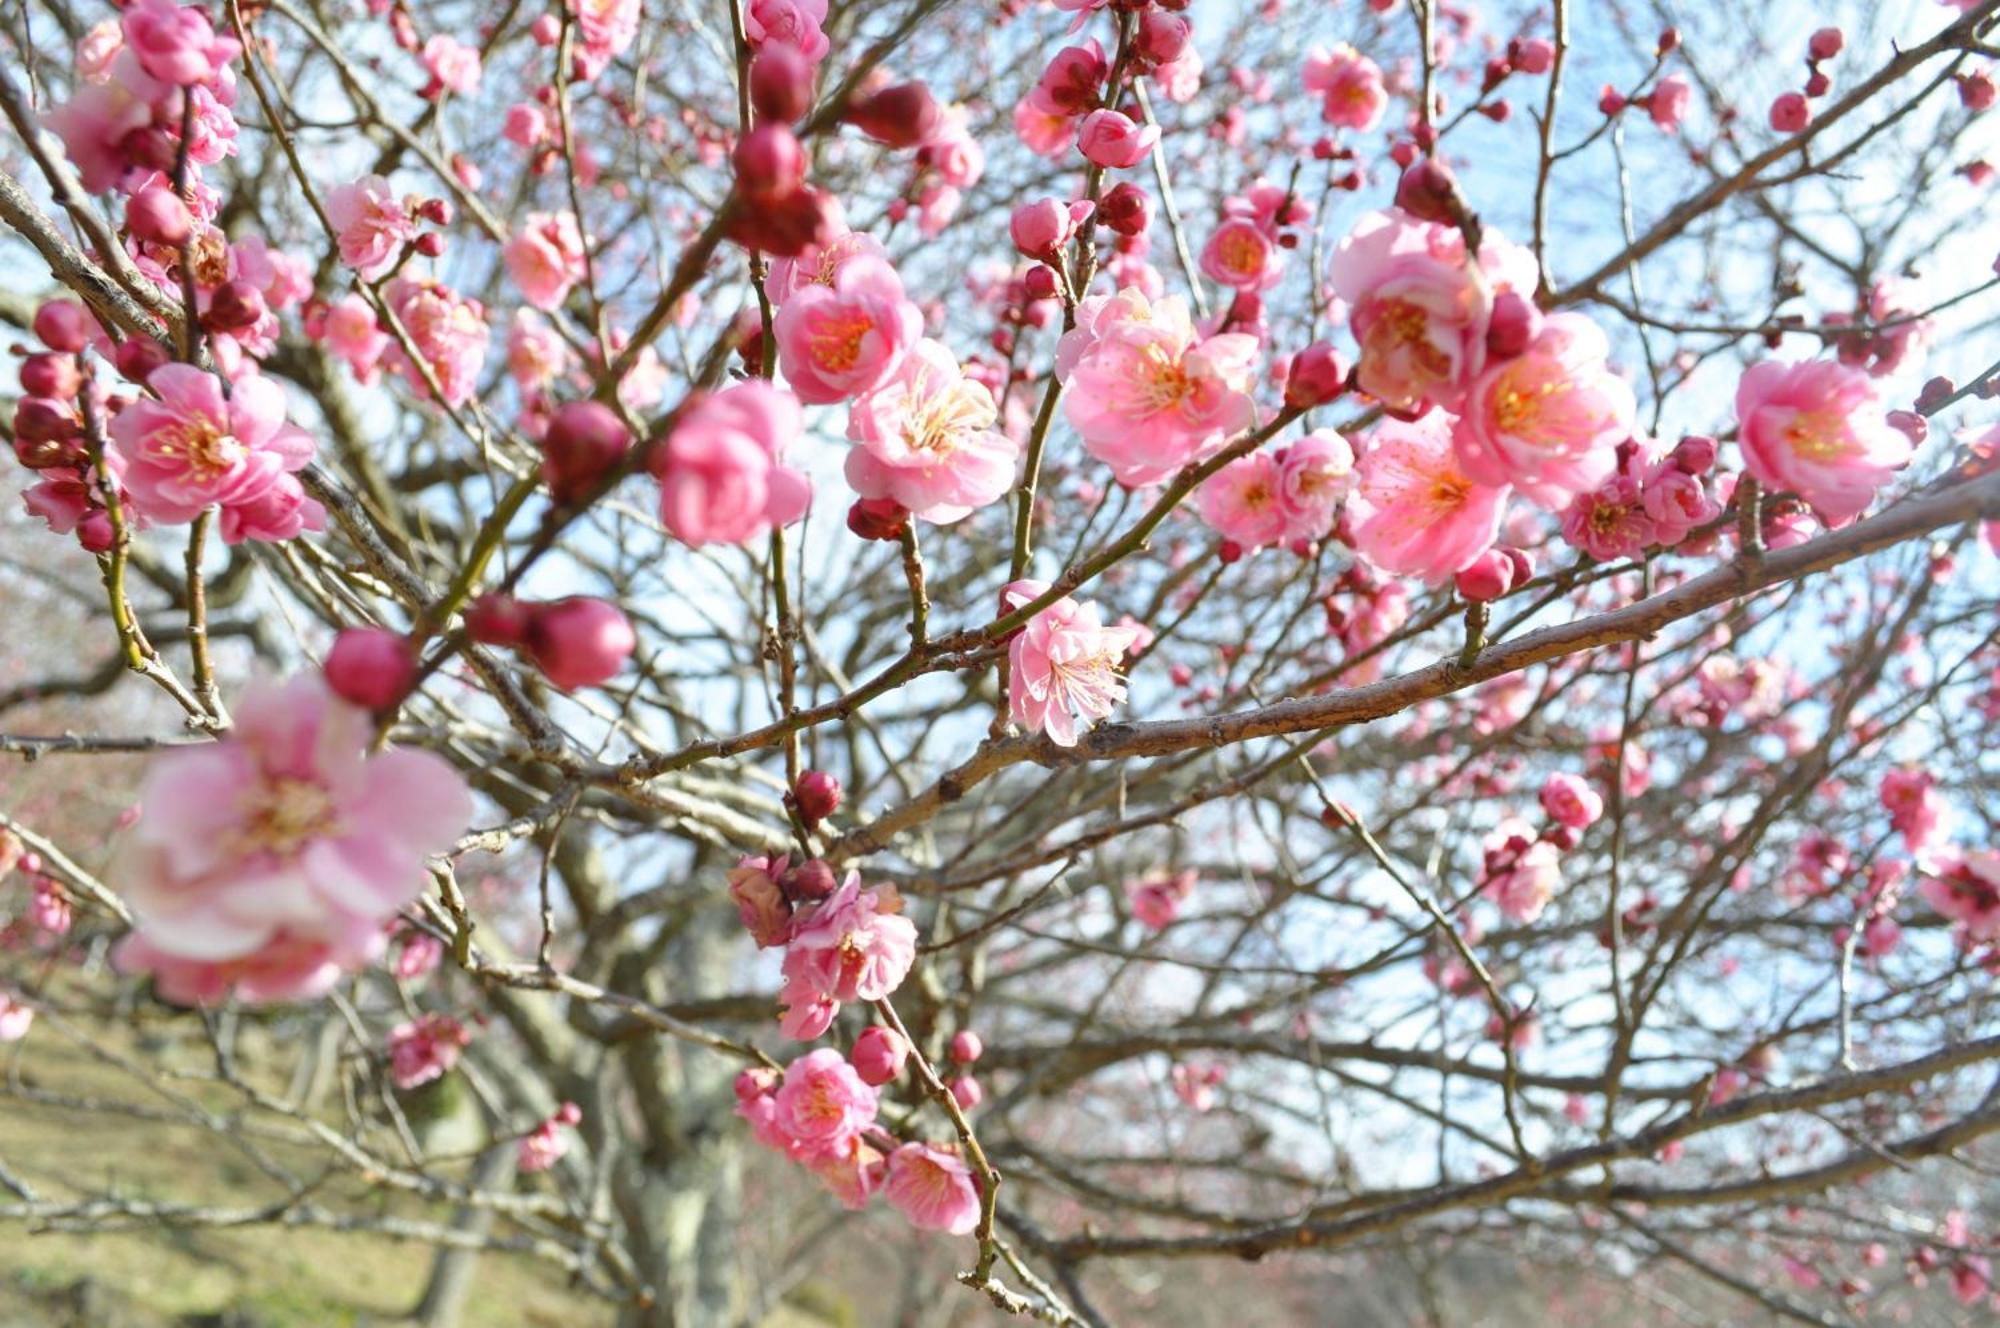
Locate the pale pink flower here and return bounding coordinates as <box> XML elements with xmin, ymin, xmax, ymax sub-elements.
<box><xmin>1348</xmin><ymin>412</ymin><xmax>1509</xmax><ymax>583</ymax></box>
<box><xmin>1480</xmin><ymin>818</ymin><xmax>1563</xmax><ymax>922</ymax></box>
<box><xmin>325</xmin><ymin>175</ymin><xmax>415</xmax><ymax>280</ymax></box>
<box><xmin>1276</xmin><ymin>429</ymin><xmax>1354</xmax><ymax>541</ymax></box>
<box><xmin>806</xmin><ymin>1134</ymin><xmax>887</xmax><ymax>1210</ymax></box>
<box><xmin>727</xmin><ymin>852</ymin><xmax>794</xmax><ymax>948</ymax></box>
<box><xmin>1561</xmin><ymin>450</ymin><xmax>1657</xmax><ymax>561</ymax></box>
<box><xmin>765</xmin><ymin>224</ymin><xmax>886</xmax><ymax>306</ymax></box>
<box><xmin>1127</xmin><ymin>868</ymin><xmax>1195</xmax><ymax>930</ymax></box>
<box><xmin>1004</xmin><ymin>579</ymin><xmax>1140</xmax><ymax>747</ymax></box>
<box><xmin>1199</xmin><ymin>217</ymin><xmax>1282</xmax><ymax>292</ymax></box>
<box><xmin>110</xmin><ymin>365</ymin><xmax>315</xmax><ymax>526</ymax></box>
<box><xmin>503</xmin><ymin>101</ymin><xmax>552</xmax><ymax>148</ymax></box>
<box><xmin>114</xmin><ymin>930</ymin><xmax>351</xmax><ymax>1005</ymax></box>
<box><xmin>1076</xmin><ymin>109</ymin><xmax>1159</xmax><ymax>168</ymax></box>
<box><xmin>1641</xmin><ymin>458</ymin><xmax>1721</xmax><ymax>546</ymax></box>
<box><xmin>1880</xmin><ymin>768</ymin><xmax>1945</xmax><ymax>852</ymax></box>
<box><xmin>321</xmin><ymin>294</ymin><xmax>388</xmax><ymax>382</ymax></box>
<box><xmin>0</xmin><ymin>993</ymin><xmax>33</xmax><ymax>1042</ymax></box>
<box><xmin>505</xmin><ymin>309</ymin><xmax>576</xmax><ymax>391</ymax></box>
<box><xmin>1062</xmin><ymin>290</ymin><xmax>1259</xmax><ymax>486</ymax></box>
<box><xmin>382</xmin><ymin>277</ymin><xmax>490</xmax><ymax>408</ymax></box>
<box><xmin>217</xmin><ymin>474</ymin><xmax>325</xmax><ymax>545</ymax></box>
<box><xmin>110</xmin><ymin>675</ymin><xmax>472</xmax><ymax>1004</ymax></box>
<box><xmin>393</xmin><ymin>930</ymin><xmax>443</xmax><ymax>981</ymax></box>
<box><xmin>76</xmin><ymin>20</ymin><xmax>125</xmax><ymax>82</ymax></box>
<box><xmin>1302</xmin><ymin>44</ymin><xmax>1387</xmax><ymax>130</ymax></box>
<box><xmin>1013</xmin><ymin>100</ymin><xmax>1076</xmax><ymax>158</ymax></box>
<box><xmin>503</xmin><ymin>211</ymin><xmax>588</xmax><ymax>312</ymax></box>
<box><xmin>1920</xmin><ymin>850</ymin><xmax>2000</xmax><ymax>942</ymax></box>
<box><xmin>1453</xmin><ymin>313</ymin><xmax>1633</xmax><ymax>508</ymax></box>
<box><xmin>745</xmin><ymin>0</ymin><xmax>829</xmax><ymax>59</ymax></box>
<box><xmin>773</xmin><ymin>255</ymin><xmax>921</xmax><ymax>404</ymax></box>
<box><xmin>883</xmin><ymin>1142</ymin><xmax>980</xmax><ymax>1235</ymax></box>
<box><xmin>517</xmin><ymin>1105</ymin><xmax>580</xmax><ymax>1173</ymax></box>
<box><xmin>1197</xmin><ymin>451</ymin><xmax>1289</xmax><ymax>550</ymax></box>
<box><xmin>1330</xmin><ymin>209</ymin><xmax>1539</xmax><ymax>415</ymax></box>
<box><xmin>122</xmin><ymin>0</ymin><xmax>238</xmax><ymax>88</ymax></box>
<box><xmin>1539</xmin><ymin>772</ymin><xmax>1604</xmax><ymax>829</ymax></box>
<box><xmin>573</xmin><ymin>0</ymin><xmax>640</xmax><ymax>76</ymax></box>
<box><xmin>1155</xmin><ymin>44</ymin><xmax>1203</xmax><ymax>103</ymax></box>
<box><xmin>773</xmin><ymin>1048</ymin><xmax>879</xmax><ymax>1159</ymax></box>
<box><xmin>845</xmin><ymin>338</ymin><xmax>1019</xmax><ymax>522</ymax></box>
<box><xmin>778</xmin><ymin>873</ymin><xmax>918</xmax><ymax>1035</ymax></box>
<box><xmin>654</xmin><ymin>380</ymin><xmax>811</xmax><ymax>546</ymax></box>
<box><xmin>1648</xmin><ymin>74</ymin><xmax>1691</xmax><ymax>132</ymax></box>
<box><xmin>422</xmin><ymin>35</ymin><xmax>481</xmax><ymax>95</ymax></box>
<box><xmin>1735</xmin><ymin>359</ymin><xmax>1913</xmax><ymax>523</ymax></box>
<box><xmin>387</xmin><ymin>1013</ymin><xmax>470</xmax><ymax>1089</ymax></box>
<box><xmin>45</xmin><ymin>81</ymin><xmax>155</xmax><ymax>193</ymax></box>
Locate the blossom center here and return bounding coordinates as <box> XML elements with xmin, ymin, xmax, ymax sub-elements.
<box><xmin>237</xmin><ymin>776</ymin><xmax>338</xmax><ymax>856</ymax></box>
<box><xmin>811</xmin><ymin>312</ymin><xmax>874</xmax><ymax>373</ymax></box>
<box><xmin>161</xmin><ymin>415</ymin><xmax>246</xmax><ymax>481</ymax></box>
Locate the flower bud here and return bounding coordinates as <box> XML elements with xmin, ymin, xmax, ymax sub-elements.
<box><xmin>780</xmin><ymin>857</ymin><xmax>838</xmax><ymax>902</ymax></box>
<box><xmin>1769</xmin><ymin>92</ymin><xmax>1810</xmax><ymax>134</ymax></box>
<box><xmin>1671</xmin><ymin>434</ymin><xmax>1717</xmax><ymax>474</ymax></box>
<box><xmin>324</xmin><ymin>626</ymin><xmax>419</xmax><ymax>709</ymax></box>
<box><xmin>1807</xmin><ymin>27</ymin><xmax>1843</xmax><ymax>61</ymax></box>
<box><xmin>1484</xmin><ymin>291</ymin><xmax>1543</xmax><ymax>361</ymax></box>
<box><xmin>33</xmin><ymin>299</ymin><xmax>93</xmax><ymax>353</ymax></box>
<box><xmin>1543</xmin><ymin>823</ymin><xmax>1582</xmax><ymax>852</ymax></box>
<box><xmin>523</xmin><ymin>597</ymin><xmax>635</xmax><ymax>690</ymax></box>
<box><xmin>540</xmin><ymin>400</ymin><xmax>632</xmax><ymax>504</ymax></box>
<box><xmin>1283</xmin><ymin>341</ymin><xmax>1349</xmax><ymax>409</ymax></box>
<box><xmin>846</xmin><ymin>496</ymin><xmax>909</xmax><ymax>541</ymax></box>
<box><xmin>203</xmin><ymin>279</ymin><xmax>267</xmax><ymax>332</ymax></box>
<box><xmin>1097</xmin><ymin>181</ymin><xmax>1153</xmax><ymax>236</ymax></box>
<box><xmin>1598</xmin><ymin>85</ymin><xmax>1627</xmax><ymax>115</ymax></box>
<box><xmin>530</xmin><ymin>13</ymin><xmax>560</xmax><ymax>45</ymax></box>
<box><xmin>1511</xmin><ymin>37</ymin><xmax>1555</xmax><ymax>75</ymax></box>
<box><xmin>850</xmin><ymin>1026</ymin><xmax>909</xmax><ymax>1086</ymax></box>
<box><xmin>949</xmin><ymin>1075</ymin><xmax>984</xmax><ymax>1110</ymax></box>
<box><xmin>845</xmin><ymin>82</ymin><xmax>942</xmax><ymax>148</ymax></box>
<box><xmin>1393</xmin><ymin>158</ymin><xmax>1465</xmax><ymax>226</ymax></box>
<box><xmin>414</xmin><ymin>231</ymin><xmax>448</xmax><ymax>259</ymax></box>
<box><xmin>1009</xmin><ymin>197</ymin><xmax>1093</xmax><ymax>260</ymax></box>
<box><xmin>1133</xmin><ymin>11</ymin><xmax>1192</xmax><ymax>66</ymax></box>
<box><xmin>12</xmin><ymin>397</ymin><xmax>80</xmax><ymax>443</ymax></box>
<box><xmin>726</xmin><ymin>183</ymin><xmax>838</xmax><ymax>256</ymax></box>
<box><xmin>1453</xmin><ymin>549</ymin><xmax>1516</xmax><ymax>602</ymax></box>
<box><xmin>749</xmin><ymin>45</ymin><xmax>813</xmax><ymax>124</ymax></box>
<box><xmin>1959</xmin><ymin>72</ymin><xmax>1997</xmax><ymax>113</ymax></box>
<box><xmin>114</xmin><ymin>336</ymin><xmax>172</xmax><ymax>383</ymax></box>
<box><xmin>1501</xmin><ymin>546</ymin><xmax>1534</xmax><ymax>585</ymax></box>
<box><xmin>949</xmin><ymin>1030</ymin><xmax>984</xmax><ymax>1065</ymax></box>
<box><xmin>126</xmin><ymin>184</ymin><xmax>194</xmax><ymax>247</ymax></box>
<box><xmin>19</xmin><ymin>353</ymin><xmax>80</xmax><ymax>400</ymax></box>
<box><xmin>1915</xmin><ymin>375</ymin><xmax>1956</xmax><ymax>415</ymax></box>
<box><xmin>1803</xmin><ymin>69</ymin><xmax>1831</xmax><ymax>98</ymax></box>
<box><xmin>734</xmin><ymin>1066</ymin><xmax>777</xmax><ymax>1102</ymax></box>
<box><xmin>77</xmin><ymin>511</ymin><xmax>115</xmax><ymax>553</ymax></box>
<box><xmin>791</xmin><ymin>769</ymin><xmax>842</xmax><ymax>825</ymax></box>
<box><xmin>1023</xmin><ymin>264</ymin><xmax>1060</xmax><ymax>301</ymax></box>
<box><xmin>733</xmin><ymin>124</ymin><xmax>807</xmax><ymax>202</ymax></box>
<box><xmin>1077</xmin><ymin>108</ymin><xmax>1159</xmax><ymax>169</ymax></box>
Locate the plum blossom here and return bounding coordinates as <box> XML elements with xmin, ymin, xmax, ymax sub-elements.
<box><xmin>1302</xmin><ymin>44</ymin><xmax>1387</xmax><ymax>130</ymax></box>
<box><xmin>1481</xmin><ymin>818</ymin><xmax>1563</xmax><ymax>922</ymax></box>
<box><xmin>1171</xmin><ymin>1061</ymin><xmax>1226</xmax><ymax>1112</ymax></box>
<box><xmin>110</xmin><ymin>675</ymin><xmax>472</xmax><ymax>1004</ymax></box>
<box><xmin>1881</xmin><ymin>768</ymin><xmax>1945</xmax><ymax>852</ymax></box>
<box><xmin>572</xmin><ymin>0</ymin><xmax>640</xmax><ymax>77</ymax></box>
<box><xmin>518</xmin><ymin>1103</ymin><xmax>582</xmax><ymax>1173</ymax></box>
<box><xmin>1561</xmin><ymin>447</ymin><xmax>1658</xmax><ymax>561</ymax></box>
<box><xmin>728</xmin><ymin>853</ymin><xmax>794</xmax><ymax>948</ymax></box>
<box><xmin>845</xmin><ymin>339</ymin><xmax>1020</xmax><ymax>523</ymax></box>
<box><xmin>1127</xmin><ymin>868</ymin><xmax>1196</xmax><ymax>930</ymax></box>
<box><xmin>653</xmin><ymin>380</ymin><xmax>811</xmax><ymax>546</ymax></box>
<box><xmin>1453</xmin><ymin>313</ymin><xmax>1634</xmax><ymax>508</ymax></box>
<box><xmin>1197</xmin><ymin>451</ymin><xmax>1288</xmax><ymax>550</ymax></box>
<box><xmin>1200</xmin><ymin>217</ymin><xmax>1282</xmax><ymax>292</ymax></box>
<box><xmin>388</xmin><ymin>1013</ymin><xmax>470</xmax><ymax>1089</ymax></box>
<box><xmin>745</xmin><ymin>0</ymin><xmax>829</xmax><ymax>62</ymax></box>
<box><xmin>318</xmin><ymin>294</ymin><xmax>389</xmax><ymax>383</ymax></box>
<box><xmin>777</xmin><ymin>873</ymin><xmax>918</xmax><ymax>1037</ymax></box>
<box><xmin>765</xmin><ymin>225</ymin><xmax>887</xmax><ymax>306</ymax></box>
<box><xmin>773</xmin><ymin>1048</ymin><xmax>879</xmax><ymax>1159</ymax></box>
<box><xmin>882</xmin><ymin>1142</ymin><xmax>980</xmax><ymax>1234</ymax></box>
<box><xmin>773</xmin><ymin>255</ymin><xmax>922</xmax><ymax>404</ymax></box>
<box><xmin>1076</xmin><ymin>109</ymin><xmax>1158</xmax><ymax>168</ymax></box>
<box><xmin>1348</xmin><ymin>412</ymin><xmax>1509</xmax><ymax>583</ymax></box>
<box><xmin>503</xmin><ymin>211</ymin><xmax>588</xmax><ymax>312</ymax></box>
<box><xmin>1276</xmin><ymin>429</ymin><xmax>1354</xmax><ymax>541</ymax></box>
<box><xmin>1735</xmin><ymin>359</ymin><xmax>1913</xmax><ymax>523</ymax></box>
<box><xmin>1003</xmin><ymin>579</ymin><xmax>1141</xmax><ymax>747</ymax></box>
<box><xmin>0</xmin><ymin>993</ymin><xmax>33</xmax><ymax>1042</ymax></box>
<box><xmin>109</xmin><ymin>366</ymin><xmax>320</xmax><ymax>539</ymax></box>
<box><xmin>325</xmin><ymin>175</ymin><xmax>415</xmax><ymax>280</ymax></box>
<box><xmin>1919</xmin><ymin>850</ymin><xmax>2000</xmax><ymax>943</ymax></box>
<box><xmin>1539</xmin><ymin>773</ymin><xmax>1604</xmax><ymax>829</ymax></box>
<box><xmin>1331</xmin><ymin>209</ymin><xmax>1539</xmax><ymax>416</ymax></box>
<box><xmin>1062</xmin><ymin>290</ymin><xmax>1259</xmax><ymax>486</ymax></box>
<box><xmin>421</xmin><ymin>36</ymin><xmax>481</xmax><ymax>95</ymax></box>
<box><xmin>381</xmin><ymin>276</ymin><xmax>490</xmax><ymax>408</ymax></box>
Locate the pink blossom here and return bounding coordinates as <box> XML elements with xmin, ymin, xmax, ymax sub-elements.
<box><xmin>421</xmin><ymin>36</ymin><xmax>481</xmax><ymax>95</ymax></box>
<box><xmin>805</xmin><ymin>1134</ymin><xmax>887</xmax><ymax>1209</ymax></box>
<box><xmin>1453</xmin><ymin>313</ymin><xmax>1633</xmax><ymax>508</ymax></box>
<box><xmin>1648</xmin><ymin>74</ymin><xmax>1691</xmax><ymax>131</ymax></box>
<box><xmin>745</xmin><ymin>0</ymin><xmax>830</xmax><ymax>62</ymax></box>
<box><xmin>1010</xmin><ymin>197</ymin><xmax>1094</xmax><ymax>260</ymax></box>
<box><xmin>45</xmin><ymin>82</ymin><xmax>154</xmax><ymax>194</ymax></box>
<box><xmin>110</xmin><ymin>365</ymin><xmax>315</xmax><ymax>527</ymax></box>
<box><xmin>1880</xmin><ymin>768</ymin><xmax>1945</xmax><ymax>852</ymax></box>
<box><xmin>387</xmin><ymin>1013</ymin><xmax>470</xmax><ymax>1089</ymax></box>
<box><xmin>1276</xmin><ymin>429</ymin><xmax>1354</xmax><ymax>541</ymax></box>
<box><xmin>1539</xmin><ymin>773</ymin><xmax>1604</xmax><ymax>829</ymax></box>
<box><xmin>773</xmin><ymin>1048</ymin><xmax>879</xmax><ymax>1159</ymax></box>
<box><xmin>320</xmin><ymin>294</ymin><xmax>388</xmax><ymax>382</ymax></box>
<box><xmin>573</xmin><ymin>0</ymin><xmax>640</xmax><ymax>77</ymax></box>
<box><xmin>1200</xmin><ymin>217</ymin><xmax>1282</xmax><ymax>292</ymax></box>
<box><xmin>1330</xmin><ymin>209</ymin><xmax>1539</xmax><ymax>416</ymax></box>
<box><xmin>1348</xmin><ymin>412</ymin><xmax>1509</xmax><ymax>583</ymax></box>
<box><xmin>1062</xmin><ymin>290</ymin><xmax>1258</xmax><ymax>486</ymax></box>
<box><xmin>765</xmin><ymin>225</ymin><xmax>887</xmax><ymax>306</ymax></box>
<box><xmin>1561</xmin><ymin>449</ymin><xmax>1657</xmax><ymax>561</ymax></box>
<box><xmin>0</xmin><ymin>993</ymin><xmax>33</xmax><ymax>1042</ymax></box>
<box><xmin>110</xmin><ymin>674</ymin><xmax>472</xmax><ymax>1004</ymax></box>
<box><xmin>1014</xmin><ymin>100</ymin><xmax>1076</xmax><ymax>158</ymax></box>
<box><xmin>121</xmin><ymin>0</ymin><xmax>239</xmax><ymax>89</ymax></box>
<box><xmin>381</xmin><ymin>277</ymin><xmax>489</xmax><ymax>408</ymax></box>
<box><xmin>1641</xmin><ymin>456</ymin><xmax>1722</xmax><ymax>546</ymax></box>
<box><xmin>1735</xmin><ymin>359</ymin><xmax>1913</xmax><ymax>523</ymax></box>
<box><xmin>1480</xmin><ymin>818</ymin><xmax>1563</xmax><ymax>922</ymax></box>
<box><xmin>517</xmin><ymin>1105</ymin><xmax>580</xmax><ymax>1173</ymax></box>
<box><xmin>654</xmin><ymin>379</ymin><xmax>811</xmax><ymax>546</ymax></box>
<box><xmin>503</xmin><ymin>211</ymin><xmax>588</xmax><ymax>312</ymax></box>
<box><xmin>778</xmin><ymin>873</ymin><xmax>918</xmax><ymax>1034</ymax></box>
<box><xmin>1197</xmin><ymin>451</ymin><xmax>1289</xmax><ymax>550</ymax></box>
<box><xmin>217</xmin><ymin>474</ymin><xmax>325</xmax><ymax>545</ymax></box>
<box><xmin>1076</xmin><ymin>109</ymin><xmax>1159</xmax><ymax>168</ymax></box>
<box><xmin>845</xmin><ymin>339</ymin><xmax>1019</xmax><ymax>523</ymax></box>
<box><xmin>503</xmin><ymin>102</ymin><xmax>552</xmax><ymax>148</ymax></box>
<box><xmin>393</xmin><ymin>930</ymin><xmax>443</xmax><ymax>981</ymax></box>
<box><xmin>506</xmin><ymin>309</ymin><xmax>575</xmax><ymax>391</ymax></box>
<box><xmin>1170</xmin><ymin>1061</ymin><xmax>1226</xmax><ymax>1111</ymax></box>
<box><xmin>773</xmin><ymin>255</ymin><xmax>921</xmax><ymax>404</ymax></box>
<box><xmin>1155</xmin><ymin>45</ymin><xmax>1203</xmax><ymax>103</ymax></box>
<box><xmin>882</xmin><ymin>1142</ymin><xmax>980</xmax><ymax>1234</ymax></box>
<box><xmin>1920</xmin><ymin>850</ymin><xmax>2000</xmax><ymax>943</ymax></box>
<box><xmin>1003</xmin><ymin>579</ymin><xmax>1140</xmax><ymax>747</ymax></box>
<box><xmin>728</xmin><ymin>852</ymin><xmax>794</xmax><ymax>948</ymax></box>
<box><xmin>1127</xmin><ymin>868</ymin><xmax>1196</xmax><ymax>930</ymax></box>
<box><xmin>325</xmin><ymin>175</ymin><xmax>415</xmax><ymax>280</ymax></box>
<box><xmin>1302</xmin><ymin>44</ymin><xmax>1387</xmax><ymax>130</ymax></box>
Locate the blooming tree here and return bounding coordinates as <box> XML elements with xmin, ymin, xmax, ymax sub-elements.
<box><xmin>2</xmin><ymin>0</ymin><xmax>1999</xmax><ymax>1323</ymax></box>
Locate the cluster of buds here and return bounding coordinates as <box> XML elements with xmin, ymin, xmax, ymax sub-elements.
<box><xmin>466</xmin><ymin>593</ymin><xmax>636</xmax><ymax>690</ymax></box>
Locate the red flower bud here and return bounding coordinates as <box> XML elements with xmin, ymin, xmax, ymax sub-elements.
<box><xmin>780</xmin><ymin>857</ymin><xmax>838</xmax><ymax>902</ymax></box>
<box><xmin>750</xmin><ymin>45</ymin><xmax>814</xmax><ymax>124</ymax></box>
<box><xmin>540</xmin><ymin>400</ymin><xmax>632</xmax><ymax>504</ymax></box>
<box><xmin>114</xmin><ymin>336</ymin><xmax>172</xmax><ymax>383</ymax></box>
<box><xmin>845</xmin><ymin>82</ymin><xmax>942</xmax><ymax>148</ymax></box>
<box><xmin>1454</xmin><ymin>550</ymin><xmax>1516</xmax><ymax>602</ymax></box>
<box><xmin>850</xmin><ymin>1026</ymin><xmax>909</xmax><ymax>1086</ymax></box>
<box><xmin>12</xmin><ymin>397</ymin><xmax>80</xmax><ymax>443</ymax></box>
<box><xmin>324</xmin><ymin>626</ymin><xmax>419</xmax><ymax>710</ymax></box>
<box><xmin>1394</xmin><ymin>158</ymin><xmax>1465</xmax><ymax>226</ymax></box>
<box><xmin>1133</xmin><ymin>11</ymin><xmax>1192</xmax><ymax>66</ymax></box>
<box><xmin>791</xmin><ymin>769</ymin><xmax>842</xmax><ymax>825</ymax></box>
<box><xmin>126</xmin><ymin>184</ymin><xmax>193</xmax><ymax>247</ymax></box>
<box><xmin>733</xmin><ymin>124</ymin><xmax>808</xmax><ymax>202</ymax></box>
<box><xmin>726</xmin><ymin>183</ymin><xmax>838</xmax><ymax>256</ymax></box>
<box><xmin>203</xmin><ymin>279</ymin><xmax>267</xmax><ymax>332</ymax></box>
<box><xmin>1807</xmin><ymin>27</ymin><xmax>1843</xmax><ymax>61</ymax></box>
<box><xmin>1283</xmin><ymin>341</ymin><xmax>1349</xmax><ymax>409</ymax></box>
<box><xmin>524</xmin><ymin>597</ymin><xmax>635</xmax><ymax>690</ymax></box>
<box><xmin>19</xmin><ymin>353</ymin><xmax>81</xmax><ymax>401</ymax></box>
<box><xmin>464</xmin><ymin>593</ymin><xmax>531</xmax><ymax>647</ymax></box>
<box><xmin>33</xmin><ymin>300</ymin><xmax>93</xmax><ymax>353</ymax></box>
<box><xmin>949</xmin><ymin>1030</ymin><xmax>984</xmax><ymax>1064</ymax></box>
<box><xmin>1485</xmin><ymin>290</ymin><xmax>1543</xmax><ymax>360</ymax></box>
<box><xmin>846</xmin><ymin>496</ymin><xmax>909</xmax><ymax>541</ymax></box>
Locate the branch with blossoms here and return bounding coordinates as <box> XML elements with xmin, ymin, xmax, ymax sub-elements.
<box><xmin>2</xmin><ymin>0</ymin><xmax>2000</xmax><ymax>1323</ymax></box>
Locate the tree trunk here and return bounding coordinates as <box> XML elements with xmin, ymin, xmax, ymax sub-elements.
<box><xmin>413</xmin><ymin>1143</ymin><xmax>519</xmax><ymax>1328</ymax></box>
